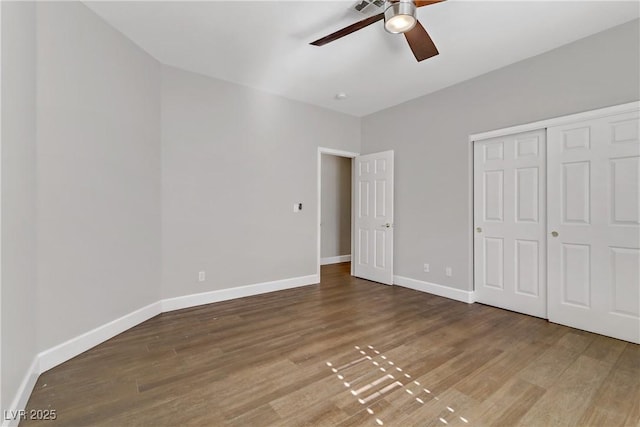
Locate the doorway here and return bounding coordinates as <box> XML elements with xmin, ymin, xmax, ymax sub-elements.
<box><xmin>317</xmin><ymin>148</ymin><xmax>358</xmax><ymax>278</ymax></box>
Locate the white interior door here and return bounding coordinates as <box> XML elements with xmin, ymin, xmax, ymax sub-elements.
<box><xmin>474</xmin><ymin>130</ymin><xmax>547</xmax><ymax>318</ymax></box>
<box><xmin>547</xmin><ymin>111</ymin><xmax>640</xmax><ymax>343</ymax></box>
<box><xmin>354</xmin><ymin>151</ymin><xmax>394</xmax><ymax>285</ymax></box>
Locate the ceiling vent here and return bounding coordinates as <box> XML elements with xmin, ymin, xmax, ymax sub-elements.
<box><xmin>352</xmin><ymin>0</ymin><xmax>385</xmax><ymax>15</ymax></box>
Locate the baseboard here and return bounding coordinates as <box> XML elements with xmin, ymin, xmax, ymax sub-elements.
<box><xmin>161</xmin><ymin>274</ymin><xmax>320</xmax><ymax>312</ymax></box>
<box><xmin>394</xmin><ymin>275</ymin><xmax>475</xmax><ymax>304</ymax></box>
<box><xmin>4</xmin><ymin>272</ymin><xmax>316</xmax><ymax>420</ymax></box>
<box><xmin>38</xmin><ymin>301</ymin><xmax>162</xmax><ymax>373</ymax></box>
<box><xmin>320</xmin><ymin>255</ymin><xmax>351</xmax><ymax>265</ymax></box>
<box><xmin>1</xmin><ymin>357</ymin><xmax>39</xmax><ymax>427</ymax></box>
<box><xmin>3</xmin><ymin>302</ymin><xmax>161</xmax><ymax>424</ymax></box>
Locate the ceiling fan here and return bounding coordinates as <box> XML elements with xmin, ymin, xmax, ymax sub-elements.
<box><xmin>310</xmin><ymin>0</ymin><xmax>444</xmax><ymax>62</ymax></box>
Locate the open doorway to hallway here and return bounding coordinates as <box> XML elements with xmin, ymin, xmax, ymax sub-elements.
<box><xmin>319</xmin><ymin>151</ymin><xmax>354</xmax><ymax>278</ymax></box>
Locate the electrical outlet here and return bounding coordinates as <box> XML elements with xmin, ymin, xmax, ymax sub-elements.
<box><xmin>293</xmin><ymin>203</ymin><xmax>303</xmax><ymax>212</ymax></box>
<box><xmin>423</xmin><ymin>263</ymin><xmax>430</xmax><ymax>273</ymax></box>
<box><xmin>445</xmin><ymin>267</ymin><xmax>452</xmax><ymax>277</ymax></box>
<box><xmin>198</xmin><ymin>271</ymin><xmax>205</xmax><ymax>282</ymax></box>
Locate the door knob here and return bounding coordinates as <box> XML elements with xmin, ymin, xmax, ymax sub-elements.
<box><xmin>382</xmin><ymin>223</ymin><xmax>391</xmax><ymax>228</ymax></box>
<box><xmin>551</xmin><ymin>231</ymin><xmax>559</xmax><ymax>237</ymax></box>
<box><xmin>476</xmin><ymin>227</ymin><xmax>482</xmax><ymax>233</ymax></box>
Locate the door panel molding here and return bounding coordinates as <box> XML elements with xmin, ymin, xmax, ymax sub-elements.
<box><xmin>354</xmin><ymin>150</ymin><xmax>394</xmax><ymax>285</ymax></box>
<box><xmin>474</xmin><ymin>130</ymin><xmax>547</xmax><ymax>318</ymax></box>
<box><xmin>547</xmin><ymin>110</ymin><xmax>640</xmax><ymax>343</ymax></box>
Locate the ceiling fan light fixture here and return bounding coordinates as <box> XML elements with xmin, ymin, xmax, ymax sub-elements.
<box><xmin>384</xmin><ymin>0</ymin><xmax>417</xmax><ymax>34</ymax></box>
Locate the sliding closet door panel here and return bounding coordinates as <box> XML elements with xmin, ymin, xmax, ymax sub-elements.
<box><xmin>548</xmin><ymin>111</ymin><xmax>640</xmax><ymax>344</ymax></box>
<box><xmin>474</xmin><ymin>130</ymin><xmax>547</xmax><ymax>318</ymax></box>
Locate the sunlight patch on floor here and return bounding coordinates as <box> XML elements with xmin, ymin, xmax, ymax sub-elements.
<box><xmin>325</xmin><ymin>344</ymin><xmax>472</xmax><ymax>425</ymax></box>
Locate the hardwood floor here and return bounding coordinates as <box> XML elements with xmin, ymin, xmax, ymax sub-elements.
<box><xmin>24</xmin><ymin>263</ymin><xmax>639</xmax><ymax>426</ymax></box>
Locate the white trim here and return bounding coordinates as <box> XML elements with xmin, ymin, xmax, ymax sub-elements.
<box><xmin>161</xmin><ymin>274</ymin><xmax>319</xmax><ymax>312</ymax></box>
<box><xmin>0</xmin><ymin>2</ymin><xmax>4</xmax><ymax>416</ymax></box>
<box><xmin>467</xmin><ymin>128</ymin><xmax>475</xmax><ymax>301</ymax></box>
<box><xmin>4</xmin><ymin>273</ymin><xmax>320</xmax><ymax>419</ymax></box>
<box><xmin>394</xmin><ymin>275</ymin><xmax>475</xmax><ymax>304</ymax></box>
<box><xmin>350</xmin><ymin>159</ymin><xmax>355</xmax><ymax>277</ymax></box>
<box><xmin>320</xmin><ymin>255</ymin><xmax>351</xmax><ymax>265</ymax></box>
<box><xmin>318</xmin><ymin>147</ymin><xmax>359</xmax><ymax>158</ymax></box>
<box><xmin>1</xmin><ymin>358</ymin><xmax>38</xmax><ymax>427</ymax></box>
<box><xmin>34</xmin><ymin>274</ymin><xmax>318</xmax><ymax>373</ymax></box>
<box><xmin>317</xmin><ymin>147</ymin><xmax>359</xmax><ymax>278</ymax></box>
<box><xmin>469</xmin><ymin>101</ymin><xmax>640</xmax><ymax>142</ymax></box>
<box><xmin>38</xmin><ymin>301</ymin><xmax>162</xmax><ymax>373</ymax></box>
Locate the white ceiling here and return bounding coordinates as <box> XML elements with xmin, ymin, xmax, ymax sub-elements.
<box><xmin>85</xmin><ymin>1</ymin><xmax>639</xmax><ymax>117</ymax></box>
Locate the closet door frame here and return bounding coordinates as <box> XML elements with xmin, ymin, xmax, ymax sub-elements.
<box><xmin>469</xmin><ymin>102</ymin><xmax>639</xmax><ymax>338</ymax></box>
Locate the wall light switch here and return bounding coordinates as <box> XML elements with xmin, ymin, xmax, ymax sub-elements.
<box><xmin>294</xmin><ymin>203</ymin><xmax>302</xmax><ymax>212</ymax></box>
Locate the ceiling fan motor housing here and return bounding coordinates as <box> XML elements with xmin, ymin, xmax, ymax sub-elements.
<box><xmin>384</xmin><ymin>0</ymin><xmax>418</xmax><ymax>34</ymax></box>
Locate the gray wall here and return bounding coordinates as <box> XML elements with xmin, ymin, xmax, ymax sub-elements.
<box><xmin>161</xmin><ymin>66</ymin><xmax>360</xmax><ymax>298</ymax></box>
<box><xmin>36</xmin><ymin>2</ymin><xmax>162</xmax><ymax>351</ymax></box>
<box><xmin>321</xmin><ymin>154</ymin><xmax>352</xmax><ymax>259</ymax></box>
<box><xmin>1</xmin><ymin>2</ymin><xmax>637</xmax><ymax>413</ymax></box>
<box><xmin>1</xmin><ymin>1</ymin><xmax>38</xmax><ymax>414</ymax></box>
<box><xmin>361</xmin><ymin>19</ymin><xmax>640</xmax><ymax>291</ymax></box>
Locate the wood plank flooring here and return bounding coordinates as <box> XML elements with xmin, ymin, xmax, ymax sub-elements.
<box><xmin>23</xmin><ymin>263</ymin><xmax>640</xmax><ymax>426</ymax></box>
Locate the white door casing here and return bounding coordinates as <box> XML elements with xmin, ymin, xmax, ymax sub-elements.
<box><xmin>316</xmin><ymin>147</ymin><xmax>359</xmax><ymax>277</ymax></box>
<box><xmin>354</xmin><ymin>151</ymin><xmax>394</xmax><ymax>285</ymax></box>
<box><xmin>547</xmin><ymin>111</ymin><xmax>640</xmax><ymax>344</ymax></box>
<box><xmin>474</xmin><ymin>130</ymin><xmax>547</xmax><ymax>318</ymax></box>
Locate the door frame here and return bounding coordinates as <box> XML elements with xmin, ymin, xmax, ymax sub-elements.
<box><xmin>317</xmin><ymin>147</ymin><xmax>360</xmax><ymax>278</ymax></box>
<box><xmin>468</xmin><ymin>101</ymin><xmax>640</xmax><ymax>300</ymax></box>
<box><xmin>0</xmin><ymin>2</ymin><xmax>4</xmax><ymax>394</ymax></box>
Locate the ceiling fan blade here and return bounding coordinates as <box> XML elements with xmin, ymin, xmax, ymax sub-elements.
<box><xmin>403</xmin><ymin>20</ymin><xmax>439</xmax><ymax>62</ymax></box>
<box><xmin>310</xmin><ymin>13</ymin><xmax>384</xmax><ymax>46</ymax></box>
<box><xmin>415</xmin><ymin>0</ymin><xmax>445</xmax><ymax>8</ymax></box>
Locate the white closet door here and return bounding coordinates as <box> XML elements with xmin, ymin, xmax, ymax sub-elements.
<box><xmin>547</xmin><ymin>111</ymin><xmax>640</xmax><ymax>343</ymax></box>
<box><xmin>474</xmin><ymin>130</ymin><xmax>547</xmax><ymax>318</ymax></box>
